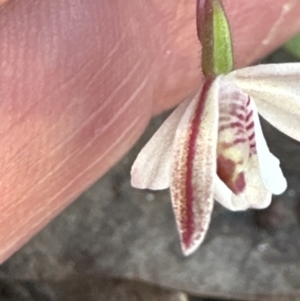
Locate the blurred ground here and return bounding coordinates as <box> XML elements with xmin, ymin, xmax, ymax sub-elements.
<box><xmin>0</xmin><ymin>48</ymin><xmax>300</xmax><ymax>301</ymax></box>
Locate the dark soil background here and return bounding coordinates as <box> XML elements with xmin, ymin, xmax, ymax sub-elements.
<box><xmin>0</xmin><ymin>48</ymin><xmax>300</xmax><ymax>301</ymax></box>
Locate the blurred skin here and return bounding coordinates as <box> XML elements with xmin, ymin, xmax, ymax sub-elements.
<box><xmin>0</xmin><ymin>0</ymin><xmax>300</xmax><ymax>263</ymax></box>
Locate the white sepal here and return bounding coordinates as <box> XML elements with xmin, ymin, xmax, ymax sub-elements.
<box><xmin>171</xmin><ymin>79</ymin><xmax>220</xmax><ymax>255</ymax></box>
<box><xmin>228</xmin><ymin>63</ymin><xmax>300</xmax><ymax>142</ymax></box>
<box><xmin>131</xmin><ymin>96</ymin><xmax>193</xmax><ymax>190</ymax></box>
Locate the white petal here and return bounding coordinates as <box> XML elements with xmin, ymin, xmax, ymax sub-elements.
<box><xmin>227</xmin><ymin>63</ymin><xmax>300</xmax><ymax>142</ymax></box>
<box><xmin>250</xmin><ymin>100</ymin><xmax>287</xmax><ymax>195</ymax></box>
<box><xmin>170</xmin><ymin>78</ymin><xmax>219</xmax><ymax>256</ymax></box>
<box><xmin>131</xmin><ymin>96</ymin><xmax>194</xmax><ymax>190</ymax></box>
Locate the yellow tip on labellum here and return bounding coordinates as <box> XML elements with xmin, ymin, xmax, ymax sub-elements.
<box><xmin>197</xmin><ymin>0</ymin><xmax>233</xmax><ymax>77</ymax></box>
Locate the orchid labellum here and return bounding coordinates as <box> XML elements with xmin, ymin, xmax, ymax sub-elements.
<box><xmin>131</xmin><ymin>0</ymin><xmax>300</xmax><ymax>256</ymax></box>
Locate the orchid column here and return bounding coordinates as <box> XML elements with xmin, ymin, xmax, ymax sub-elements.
<box><xmin>131</xmin><ymin>0</ymin><xmax>300</xmax><ymax>256</ymax></box>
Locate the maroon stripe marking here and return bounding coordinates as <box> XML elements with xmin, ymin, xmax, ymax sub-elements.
<box><xmin>219</xmin><ymin>138</ymin><xmax>247</xmax><ymax>150</ymax></box>
<box><xmin>219</xmin><ymin>121</ymin><xmax>244</xmax><ymax>132</ymax></box>
<box><xmin>233</xmin><ymin>138</ymin><xmax>248</xmax><ymax>144</ymax></box>
<box><xmin>246</xmin><ymin>96</ymin><xmax>250</xmax><ymax>106</ymax></box>
<box><xmin>248</xmin><ymin>132</ymin><xmax>255</xmax><ymax>141</ymax></box>
<box><xmin>184</xmin><ymin>78</ymin><xmax>214</xmax><ymax>249</ymax></box>
<box><xmin>232</xmin><ymin>113</ymin><xmax>245</xmax><ymax>121</ymax></box>
<box><xmin>230</xmin><ymin>107</ymin><xmax>245</xmax><ymax>117</ymax></box>
<box><xmin>246</xmin><ymin>121</ymin><xmax>254</xmax><ymax>131</ymax></box>
<box><xmin>231</xmin><ymin>104</ymin><xmax>244</xmax><ymax>111</ymax></box>
<box><xmin>236</xmin><ymin>129</ymin><xmax>245</xmax><ymax>135</ymax></box>
<box><xmin>245</xmin><ymin>110</ymin><xmax>253</xmax><ymax>122</ymax></box>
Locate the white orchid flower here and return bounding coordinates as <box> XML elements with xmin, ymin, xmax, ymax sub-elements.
<box><xmin>130</xmin><ymin>0</ymin><xmax>300</xmax><ymax>255</ymax></box>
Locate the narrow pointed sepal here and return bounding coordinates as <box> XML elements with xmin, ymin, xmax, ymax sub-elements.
<box><xmin>170</xmin><ymin>79</ymin><xmax>219</xmax><ymax>255</ymax></box>
<box><xmin>197</xmin><ymin>0</ymin><xmax>233</xmax><ymax>77</ymax></box>
<box><xmin>131</xmin><ymin>97</ymin><xmax>192</xmax><ymax>190</ymax></box>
